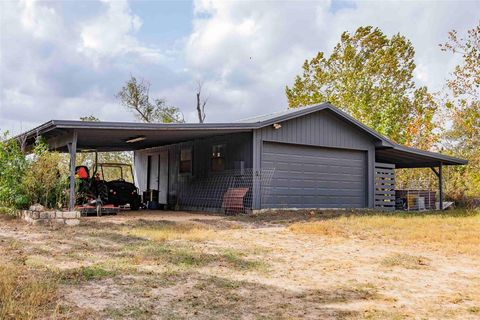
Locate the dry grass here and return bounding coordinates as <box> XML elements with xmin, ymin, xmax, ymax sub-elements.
<box><xmin>289</xmin><ymin>209</ymin><xmax>480</xmax><ymax>256</ymax></box>
<box><xmin>0</xmin><ymin>264</ymin><xmax>58</xmax><ymax>320</ymax></box>
<box><xmin>381</xmin><ymin>253</ymin><xmax>430</xmax><ymax>269</ymax></box>
<box><xmin>122</xmin><ymin>221</ymin><xmax>217</xmax><ymax>242</ymax></box>
<box><xmin>1</xmin><ymin>209</ymin><xmax>479</xmax><ymax>319</ymax></box>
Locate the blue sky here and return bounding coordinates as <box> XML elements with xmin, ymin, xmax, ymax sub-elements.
<box><xmin>0</xmin><ymin>0</ymin><xmax>479</xmax><ymax>135</ymax></box>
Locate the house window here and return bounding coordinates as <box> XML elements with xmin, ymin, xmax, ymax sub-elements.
<box><xmin>211</xmin><ymin>144</ymin><xmax>225</xmax><ymax>172</ymax></box>
<box><xmin>179</xmin><ymin>148</ymin><xmax>192</xmax><ymax>174</ymax></box>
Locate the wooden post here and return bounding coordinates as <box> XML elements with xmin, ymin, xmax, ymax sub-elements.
<box><xmin>67</xmin><ymin>131</ymin><xmax>77</xmax><ymax>211</ymax></box>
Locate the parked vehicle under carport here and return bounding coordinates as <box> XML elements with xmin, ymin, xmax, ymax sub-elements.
<box><xmin>75</xmin><ymin>161</ymin><xmax>141</xmax><ymax>216</ymax></box>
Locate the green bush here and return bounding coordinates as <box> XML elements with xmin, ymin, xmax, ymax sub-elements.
<box><xmin>0</xmin><ymin>134</ymin><xmax>69</xmax><ymax>210</ymax></box>
<box><xmin>21</xmin><ymin>139</ymin><xmax>70</xmax><ymax>209</ymax></box>
<box><xmin>0</xmin><ymin>133</ymin><xmax>28</xmax><ymax>208</ymax></box>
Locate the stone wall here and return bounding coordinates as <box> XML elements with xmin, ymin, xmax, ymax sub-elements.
<box><xmin>21</xmin><ymin>204</ymin><xmax>80</xmax><ymax>226</ymax></box>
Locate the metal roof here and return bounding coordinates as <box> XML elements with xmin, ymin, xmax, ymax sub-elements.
<box><xmin>14</xmin><ymin>102</ymin><xmax>467</xmax><ymax>167</ymax></box>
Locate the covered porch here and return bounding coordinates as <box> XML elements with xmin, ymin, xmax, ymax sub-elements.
<box><xmin>374</xmin><ymin>144</ymin><xmax>467</xmax><ymax>211</ymax></box>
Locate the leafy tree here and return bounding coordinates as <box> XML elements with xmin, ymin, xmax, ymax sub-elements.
<box><xmin>286</xmin><ymin>26</ymin><xmax>438</xmax><ymax>149</ymax></box>
<box><xmin>440</xmin><ymin>21</ymin><xmax>480</xmax><ymax>199</ymax></box>
<box><xmin>116</xmin><ymin>76</ymin><xmax>184</xmax><ymax>123</ymax></box>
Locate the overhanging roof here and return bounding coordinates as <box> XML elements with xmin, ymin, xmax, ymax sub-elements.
<box><xmin>13</xmin><ymin>103</ymin><xmax>467</xmax><ymax>167</ymax></box>
<box><xmin>17</xmin><ymin>120</ymin><xmax>253</xmax><ymax>152</ymax></box>
<box><xmin>376</xmin><ymin>144</ymin><xmax>466</xmax><ymax>168</ymax></box>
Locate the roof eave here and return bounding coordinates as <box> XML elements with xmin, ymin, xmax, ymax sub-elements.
<box><xmin>392</xmin><ymin>144</ymin><xmax>468</xmax><ymax>166</ymax></box>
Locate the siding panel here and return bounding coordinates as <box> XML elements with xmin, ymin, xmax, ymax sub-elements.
<box><xmin>259</xmin><ymin>109</ymin><xmax>373</xmax><ymax>150</ymax></box>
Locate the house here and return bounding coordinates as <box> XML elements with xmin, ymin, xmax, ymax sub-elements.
<box><xmin>17</xmin><ymin>103</ymin><xmax>467</xmax><ymax>212</ymax></box>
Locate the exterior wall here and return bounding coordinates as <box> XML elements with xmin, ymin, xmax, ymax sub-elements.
<box><xmin>253</xmin><ymin>109</ymin><xmax>377</xmax><ymax>209</ymax></box>
<box><xmin>134</xmin><ymin>132</ymin><xmax>253</xmax><ymax>208</ymax></box>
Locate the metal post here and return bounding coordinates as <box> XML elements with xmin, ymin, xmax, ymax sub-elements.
<box><xmin>68</xmin><ymin>131</ymin><xmax>78</xmax><ymax>210</ymax></box>
<box><xmin>438</xmin><ymin>163</ymin><xmax>443</xmax><ymax>210</ymax></box>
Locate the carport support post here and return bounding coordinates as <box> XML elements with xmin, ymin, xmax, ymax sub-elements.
<box><xmin>67</xmin><ymin>131</ymin><xmax>78</xmax><ymax>211</ymax></box>
<box><xmin>431</xmin><ymin>163</ymin><xmax>443</xmax><ymax>210</ymax></box>
<box><xmin>438</xmin><ymin>163</ymin><xmax>443</xmax><ymax>210</ymax></box>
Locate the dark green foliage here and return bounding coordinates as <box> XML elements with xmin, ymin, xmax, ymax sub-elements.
<box><xmin>0</xmin><ymin>133</ymin><xmax>70</xmax><ymax>210</ymax></box>
<box><xmin>0</xmin><ymin>133</ymin><xmax>28</xmax><ymax>208</ymax></box>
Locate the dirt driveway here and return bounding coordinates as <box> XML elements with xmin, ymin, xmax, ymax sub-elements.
<box><xmin>81</xmin><ymin>210</ymin><xmax>224</xmax><ymax>224</ymax></box>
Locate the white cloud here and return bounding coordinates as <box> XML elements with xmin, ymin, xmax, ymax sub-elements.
<box><xmin>183</xmin><ymin>0</ymin><xmax>480</xmax><ymax>122</ymax></box>
<box><xmin>19</xmin><ymin>0</ymin><xmax>63</xmax><ymax>41</ymax></box>
<box><xmin>79</xmin><ymin>0</ymin><xmax>164</xmax><ymax>64</ymax></box>
<box><xmin>1</xmin><ymin>0</ymin><xmax>479</xmax><ymax>134</ymax></box>
<box><xmin>0</xmin><ymin>0</ymin><xmax>166</xmax><ymax>134</ymax></box>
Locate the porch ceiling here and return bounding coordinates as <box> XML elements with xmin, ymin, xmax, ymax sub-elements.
<box><xmin>19</xmin><ymin>121</ymin><xmax>252</xmax><ymax>152</ymax></box>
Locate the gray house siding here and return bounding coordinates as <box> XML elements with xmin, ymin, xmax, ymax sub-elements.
<box><xmin>253</xmin><ymin>109</ymin><xmax>376</xmax><ymax>209</ymax></box>
<box><xmin>134</xmin><ymin>132</ymin><xmax>253</xmax><ymax>209</ymax></box>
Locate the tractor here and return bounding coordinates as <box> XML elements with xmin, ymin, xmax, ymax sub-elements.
<box><xmin>75</xmin><ymin>161</ymin><xmax>141</xmax><ymax>216</ymax></box>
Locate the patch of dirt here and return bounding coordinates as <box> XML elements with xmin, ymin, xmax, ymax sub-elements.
<box><xmin>82</xmin><ymin>210</ymin><xmax>224</xmax><ymax>224</ymax></box>
<box><xmin>1</xmin><ymin>211</ymin><xmax>479</xmax><ymax>319</ymax></box>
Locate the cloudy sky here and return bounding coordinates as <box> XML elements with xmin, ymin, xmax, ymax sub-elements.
<box><xmin>0</xmin><ymin>0</ymin><xmax>478</xmax><ymax>135</ymax></box>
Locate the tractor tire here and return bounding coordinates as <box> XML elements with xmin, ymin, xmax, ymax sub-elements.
<box><xmin>96</xmin><ymin>182</ymin><xmax>109</xmax><ymax>203</ymax></box>
<box><xmin>130</xmin><ymin>198</ymin><xmax>141</xmax><ymax>211</ymax></box>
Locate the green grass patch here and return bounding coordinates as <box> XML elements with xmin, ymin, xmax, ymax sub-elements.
<box><xmin>59</xmin><ymin>265</ymin><xmax>116</xmax><ymax>283</ymax></box>
<box><xmin>221</xmin><ymin>249</ymin><xmax>268</xmax><ymax>271</ymax></box>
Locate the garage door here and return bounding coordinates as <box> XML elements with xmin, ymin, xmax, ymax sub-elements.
<box><xmin>261</xmin><ymin>142</ymin><xmax>367</xmax><ymax>208</ymax></box>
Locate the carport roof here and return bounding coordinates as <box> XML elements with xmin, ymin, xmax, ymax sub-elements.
<box><xmin>14</xmin><ymin>103</ymin><xmax>466</xmax><ymax>168</ymax></box>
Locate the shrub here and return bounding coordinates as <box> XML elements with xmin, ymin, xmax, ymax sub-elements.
<box><xmin>0</xmin><ymin>133</ymin><xmax>69</xmax><ymax>210</ymax></box>
<box><xmin>21</xmin><ymin>139</ymin><xmax>70</xmax><ymax>209</ymax></box>
<box><xmin>0</xmin><ymin>133</ymin><xmax>28</xmax><ymax>208</ymax></box>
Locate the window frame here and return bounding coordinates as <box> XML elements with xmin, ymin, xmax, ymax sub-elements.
<box><xmin>179</xmin><ymin>147</ymin><xmax>193</xmax><ymax>175</ymax></box>
<box><xmin>211</xmin><ymin>143</ymin><xmax>226</xmax><ymax>172</ymax></box>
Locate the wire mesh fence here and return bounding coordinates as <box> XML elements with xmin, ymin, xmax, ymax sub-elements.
<box><xmin>395</xmin><ymin>180</ymin><xmax>437</xmax><ymax>211</ymax></box>
<box><xmin>176</xmin><ymin>168</ymin><xmax>275</xmax><ymax>213</ymax></box>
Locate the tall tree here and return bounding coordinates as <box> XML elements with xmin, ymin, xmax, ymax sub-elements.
<box><xmin>116</xmin><ymin>76</ymin><xmax>184</xmax><ymax>123</ymax></box>
<box><xmin>286</xmin><ymin>26</ymin><xmax>438</xmax><ymax>149</ymax></box>
<box><xmin>440</xmin><ymin>21</ymin><xmax>480</xmax><ymax>198</ymax></box>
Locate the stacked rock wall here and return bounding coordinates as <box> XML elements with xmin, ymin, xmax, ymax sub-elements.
<box><xmin>21</xmin><ymin>204</ymin><xmax>80</xmax><ymax>226</ymax></box>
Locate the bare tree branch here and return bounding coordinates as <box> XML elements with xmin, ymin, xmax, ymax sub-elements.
<box><xmin>196</xmin><ymin>81</ymin><xmax>207</xmax><ymax>123</ymax></box>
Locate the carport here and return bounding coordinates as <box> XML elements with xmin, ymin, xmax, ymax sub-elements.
<box><xmin>15</xmin><ymin>103</ymin><xmax>467</xmax><ymax>212</ymax></box>
<box><xmin>18</xmin><ymin>120</ymin><xmax>254</xmax><ymax>210</ymax></box>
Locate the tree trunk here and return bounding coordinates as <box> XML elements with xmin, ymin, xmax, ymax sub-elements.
<box><xmin>196</xmin><ymin>92</ymin><xmax>204</xmax><ymax>123</ymax></box>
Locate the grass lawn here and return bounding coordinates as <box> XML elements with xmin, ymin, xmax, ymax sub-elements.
<box><xmin>1</xmin><ymin>209</ymin><xmax>479</xmax><ymax>319</ymax></box>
